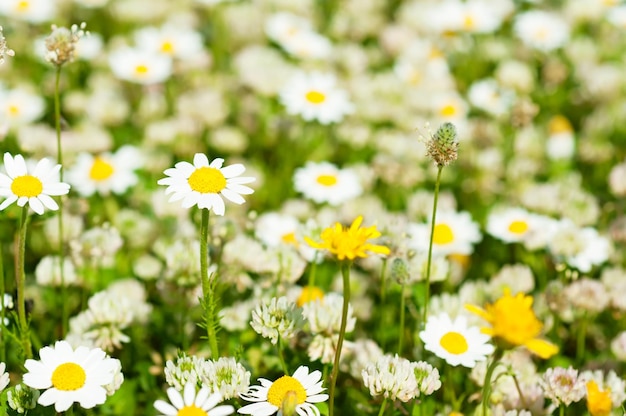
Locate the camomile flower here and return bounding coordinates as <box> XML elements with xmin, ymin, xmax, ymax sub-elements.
<box><xmin>0</xmin><ymin>0</ymin><xmax>56</xmax><ymax>23</ymax></box>
<box><xmin>0</xmin><ymin>153</ymin><xmax>70</xmax><ymax>215</ymax></box>
<box><xmin>513</xmin><ymin>10</ymin><xmax>569</xmax><ymax>52</ymax></box>
<box><xmin>154</xmin><ymin>381</ymin><xmax>234</xmax><ymax>416</ymax></box>
<box><xmin>157</xmin><ymin>153</ymin><xmax>255</xmax><ymax>215</ymax></box>
<box><xmin>293</xmin><ymin>161</ymin><xmax>362</xmax><ymax>206</ymax></box>
<box><xmin>238</xmin><ymin>365</ymin><xmax>329</xmax><ymax>416</ymax></box>
<box><xmin>254</xmin><ymin>212</ymin><xmax>301</xmax><ymax>247</ymax></box>
<box><xmin>22</xmin><ymin>340</ymin><xmax>121</xmax><ymax>412</ymax></box>
<box><xmin>133</xmin><ymin>25</ymin><xmax>204</xmax><ymax>60</ymax></box>
<box><xmin>419</xmin><ymin>312</ymin><xmax>494</xmax><ymax>368</ymax></box>
<box><xmin>279</xmin><ymin>71</ymin><xmax>354</xmax><ymax>124</ymax></box>
<box><xmin>467</xmin><ymin>78</ymin><xmax>516</xmax><ymax>117</ymax></box>
<box><xmin>407</xmin><ymin>210</ymin><xmax>481</xmax><ymax>256</ymax></box>
<box><xmin>0</xmin><ymin>87</ymin><xmax>46</xmax><ymax>126</ymax></box>
<box><xmin>65</xmin><ymin>145</ymin><xmax>143</xmax><ymax>197</ymax></box>
<box><xmin>108</xmin><ymin>47</ymin><xmax>172</xmax><ymax>84</ymax></box>
<box><xmin>486</xmin><ymin>207</ymin><xmax>543</xmax><ymax>244</ymax></box>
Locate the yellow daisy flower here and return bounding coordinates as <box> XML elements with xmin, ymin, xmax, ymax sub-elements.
<box><xmin>465</xmin><ymin>289</ymin><xmax>558</xmax><ymax>359</ymax></box>
<box><xmin>586</xmin><ymin>380</ymin><xmax>612</xmax><ymax>416</ymax></box>
<box><xmin>305</xmin><ymin>216</ymin><xmax>390</xmax><ymax>261</ymax></box>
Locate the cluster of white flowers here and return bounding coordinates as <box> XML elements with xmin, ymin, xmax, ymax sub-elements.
<box><xmin>66</xmin><ymin>279</ymin><xmax>152</xmax><ymax>352</ymax></box>
<box><xmin>361</xmin><ymin>354</ymin><xmax>441</xmax><ymax>402</ymax></box>
<box><xmin>249</xmin><ymin>296</ymin><xmax>304</xmax><ymax>345</ymax></box>
<box><xmin>540</xmin><ymin>366</ymin><xmax>587</xmax><ymax>407</ymax></box>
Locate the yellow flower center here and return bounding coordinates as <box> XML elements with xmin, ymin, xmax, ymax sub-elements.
<box><xmin>8</xmin><ymin>105</ymin><xmax>20</xmax><ymax>116</ymax></box>
<box><xmin>161</xmin><ymin>41</ymin><xmax>174</xmax><ymax>54</ymax></box>
<box><xmin>281</xmin><ymin>231</ymin><xmax>299</xmax><ymax>246</ymax></box>
<box><xmin>433</xmin><ymin>223</ymin><xmax>454</xmax><ymax>245</ymax></box>
<box><xmin>177</xmin><ymin>405</ymin><xmax>208</xmax><ymax>416</ymax></box>
<box><xmin>51</xmin><ymin>362</ymin><xmax>86</xmax><ymax>391</ymax></box>
<box><xmin>305</xmin><ymin>91</ymin><xmax>326</xmax><ymax>104</ymax></box>
<box><xmin>316</xmin><ymin>174</ymin><xmax>337</xmax><ymax>187</ymax></box>
<box><xmin>439</xmin><ymin>331</ymin><xmax>469</xmax><ymax>355</ymax></box>
<box><xmin>296</xmin><ymin>286</ymin><xmax>324</xmax><ymax>307</ymax></box>
<box><xmin>11</xmin><ymin>175</ymin><xmax>43</xmax><ymax>198</ymax></box>
<box><xmin>549</xmin><ymin>115</ymin><xmax>573</xmax><ymax>134</ymax></box>
<box><xmin>188</xmin><ymin>167</ymin><xmax>226</xmax><ymax>194</ymax></box>
<box><xmin>89</xmin><ymin>157</ymin><xmax>115</xmax><ymax>181</ymax></box>
<box><xmin>586</xmin><ymin>380</ymin><xmax>612</xmax><ymax>416</ymax></box>
<box><xmin>16</xmin><ymin>0</ymin><xmax>30</xmax><ymax>11</ymax></box>
<box><xmin>135</xmin><ymin>64</ymin><xmax>149</xmax><ymax>75</ymax></box>
<box><xmin>508</xmin><ymin>220</ymin><xmax>528</xmax><ymax>235</ymax></box>
<box><xmin>463</xmin><ymin>15</ymin><xmax>475</xmax><ymax>30</ymax></box>
<box><xmin>440</xmin><ymin>104</ymin><xmax>457</xmax><ymax>117</ymax></box>
<box><xmin>486</xmin><ymin>291</ymin><xmax>542</xmax><ymax>346</ymax></box>
<box><xmin>267</xmin><ymin>376</ymin><xmax>306</xmax><ymax>407</ymax></box>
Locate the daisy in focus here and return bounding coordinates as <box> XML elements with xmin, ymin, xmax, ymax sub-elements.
<box><xmin>293</xmin><ymin>161</ymin><xmax>362</xmax><ymax>206</ymax></box>
<box><xmin>419</xmin><ymin>312</ymin><xmax>494</xmax><ymax>368</ymax></box>
<box><xmin>238</xmin><ymin>365</ymin><xmax>328</xmax><ymax>416</ymax></box>
<box><xmin>66</xmin><ymin>145</ymin><xmax>143</xmax><ymax>197</ymax></box>
<box><xmin>407</xmin><ymin>210</ymin><xmax>481</xmax><ymax>256</ymax></box>
<box><xmin>0</xmin><ymin>153</ymin><xmax>70</xmax><ymax>215</ymax></box>
<box><xmin>157</xmin><ymin>153</ymin><xmax>255</xmax><ymax>215</ymax></box>
<box><xmin>22</xmin><ymin>340</ymin><xmax>121</xmax><ymax>412</ymax></box>
<box><xmin>306</xmin><ymin>215</ymin><xmax>390</xmax><ymax>261</ymax></box>
<box><xmin>279</xmin><ymin>71</ymin><xmax>354</xmax><ymax>124</ymax></box>
<box><xmin>154</xmin><ymin>381</ymin><xmax>234</xmax><ymax>416</ymax></box>
<box><xmin>466</xmin><ymin>288</ymin><xmax>558</xmax><ymax>359</ymax></box>
<box><xmin>108</xmin><ymin>46</ymin><xmax>172</xmax><ymax>84</ymax></box>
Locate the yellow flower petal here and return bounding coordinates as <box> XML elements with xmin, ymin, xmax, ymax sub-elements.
<box><xmin>523</xmin><ymin>338</ymin><xmax>559</xmax><ymax>359</ymax></box>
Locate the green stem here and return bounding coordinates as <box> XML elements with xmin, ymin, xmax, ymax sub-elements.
<box><xmin>54</xmin><ymin>66</ymin><xmax>68</xmax><ymax>337</ymax></box>
<box><xmin>328</xmin><ymin>262</ymin><xmax>352</xmax><ymax>416</ymax></box>
<box><xmin>200</xmin><ymin>209</ymin><xmax>219</xmax><ymax>358</ymax></box>
<box><xmin>379</xmin><ymin>258</ymin><xmax>388</xmax><ymax>348</ymax></box>
<box><xmin>423</xmin><ymin>165</ymin><xmax>443</xmax><ymax>327</ymax></box>
<box><xmin>377</xmin><ymin>397</ymin><xmax>388</xmax><ymax>416</ymax></box>
<box><xmin>16</xmin><ymin>206</ymin><xmax>32</xmax><ymax>359</ymax></box>
<box><xmin>0</xmin><ymin>242</ymin><xmax>5</xmax><ymax>362</ymax></box>
<box><xmin>559</xmin><ymin>404</ymin><xmax>565</xmax><ymax>416</ymax></box>
<box><xmin>397</xmin><ymin>285</ymin><xmax>406</xmax><ymax>355</ymax></box>
<box><xmin>511</xmin><ymin>373</ymin><xmax>528</xmax><ymax>409</ymax></box>
<box><xmin>481</xmin><ymin>349</ymin><xmax>502</xmax><ymax>416</ymax></box>
<box><xmin>277</xmin><ymin>336</ymin><xmax>289</xmax><ymax>374</ymax></box>
<box><xmin>576</xmin><ymin>313</ymin><xmax>587</xmax><ymax>363</ymax></box>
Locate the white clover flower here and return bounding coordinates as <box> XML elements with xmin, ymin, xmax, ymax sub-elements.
<box><xmin>412</xmin><ymin>361</ymin><xmax>442</xmax><ymax>396</ymax></box>
<box><xmin>200</xmin><ymin>357</ymin><xmax>250</xmax><ymax>400</ymax></box>
<box><xmin>362</xmin><ymin>354</ymin><xmax>418</xmax><ymax>402</ymax></box>
<box><xmin>34</xmin><ymin>255</ymin><xmax>79</xmax><ymax>287</ymax></box>
<box><xmin>165</xmin><ymin>354</ymin><xmax>208</xmax><ymax>391</ymax></box>
<box><xmin>7</xmin><ymin>384</ymin><xmax>39</xmax><ymax>414</ymax></box>
<box><xmin>540</xmin><ymin>366</ymin><xmax>586</xmax><ymax>407</ymax></box>
<box><xmin>302</xmin><ymin>293</ymin><xmax>355</xmax><ymax>335</ymax></box>
<box><xmin>563</xmin><ymin>277</ymin><xmax>610</xmax><ymax>314</ymax></box>
<box><xmin>0</xmin><ymin>153</ymin><xmax>69</xmax><ymax>215</ymax></box>
<box><xmin>70</xmin><ymin>223</ymin><xmax>123</xmax><ymax>268</ymax></box>
<box><xmin>250</xmin><ymin>296</ymin><xmax>304</xmax><ymax>345</ymax></box>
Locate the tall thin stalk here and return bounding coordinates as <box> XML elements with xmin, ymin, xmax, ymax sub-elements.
<box><xmin>15</xmin><ymin>206</ymin><xmax>32</xmax><ymax>359</ymax></box>
<box><xmin>0</xmin><ymin>242</ymin><xmax>5</xmax><ymax>362</ymax></box>
<box><xmin>200</xmin><ymin>209</ymin><xmax>219</xmax><ymax>358</ymax></box>
<box><xmin>328</xmin><ymin>262</ymin><xmax>352</xmax><ymax>416</ymax></box>
<box><xmin>423</xmin><ymin>165</ymin><xmax>443</xmax><ymax>326</ymax></box>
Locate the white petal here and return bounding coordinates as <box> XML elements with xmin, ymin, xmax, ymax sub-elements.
<box><xmin>198</xmin><ymin>390</ymin><xmax>219</xmax><ymax>410</ymax></box>
<box><xmin>0</xmin><ymin>196</ymin><xmax>17</xmax><ymax>211</ymax></box>
<box><xmin>183</xmin><ymin>382</ymin><xmax>196</xmax><ymax>406</ymax></box>
<box><xmin>209</xmin><ymin>158</ymin><xmax>224</xmax><ymax>169</ymax></box>
<box><xmin>154</xmin><ymin>399</ymin><xmax>178</xmax><ymax>416</ymax></box>
<box><xmin>220</xmin><ymin>188</ymin><xmax>245</xmax><ymax>205</ymax></box>
<box><xmin>209</xmin><ymin>194</ymin><xmax>225</xmax><ymax>215</ymax></box>
<box><xmin>38</xmin><ymin>194</ymin><xmax>59</xmax><ymax>211</ymax></box>
<box><xmin>220</xmin><ymin>164</ymin><xmax>245</xmax><ymax>178</ymax></box>
<box><xmin>238</xmin><ymin>402</ymin><xmax>278</xmax><ymax>416</ymax></box>
<box><xmin>28</xmin><ymin>197</ymin><xmax>44</xmax><ymax>215</ymax></box>
<box><xmin>193</xmin><ymin>153</ymin><xmax>209</xmax><ymax>167</ymax></box>
<box><xmin>211</xmin><ymin>405</ymin><xmax>235</xmax><ymax>416</ymax></box>
<box><xmin>166</xmin><ymin>387</ymin><xmax>184</xmax><ymax>409</ymax></box>
<box><xmin>226</xmin><ymin>184</ymin><xmax>254</xmax><ymax>195</ymax></box>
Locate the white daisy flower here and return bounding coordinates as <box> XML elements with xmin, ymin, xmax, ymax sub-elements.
<box><xmin>157</xmin><ymin>153</ymin><xmax>255</xmax><ymax>215</ymax></box>
<box><xmin>238</xmin><ymin>365</ymin><xmax>329</xmax><ymax>416</ymax></box>
<box><xmin>293</xmin><ymin>161</ymin><xmax>362</xmax><ymax>206</ymax></box>
<box><xmin>255</xmin><ymin>212</ymin><xmax>302</xmax><ymax>247</ymax></box>
<box><xmin>513</xmin><ymin>10</ymin><xmax>570</xmax><ymax>52</ymax></box>
<box><xmin>279</xmin><ymin>71</ymin><xmax>354</xmax><ymax>125</ymax></box>
<box><xmin>407</xmin><ymin>210</ymin><xmax>481</xmax><ymax>256</ymax></box>
<box><xmin>419</xmin><ymin>312</ymin><xmax>494</xmax><ymax>368</ymax></box>
<box><xmin>0</xmin><ymin>0</ymin><xmax>56</xmax><ymax>23</ymax></box>
<box><xmin>134</xmin><ymin>25</ymin><xmax>204</xmax><ymax>60</ymax></box>
<box><xmin>154</xmin><ymin>381</ymin><xmax>234</xmax><ymax>416</ymax></box>
<box><xmin>0</xmin><ymin>362</ymin><xmax>9</xmax><ymax>392</ymax></box>
<box><xmin>65</xmin><ymin>145</ymin><xmax>143</xmax><ymax>197</ymax></box>
<box><xmin>22</xmin><ymin>340</ymin><xmax>121</xmax><ymax>412</ymax></box>
<box><xmin>0</xmin><ymin>153</ymin><xmax>70</xmax><ymax>215</ymax></box>
<box><xmin>0</xmin><ymin>88</ymin><xmax>46</xmax><ymax>126</ymax></box>
<box><xmin>467</xmin><ymin>78</ymin><xmax>516</xmax><ymax>117</ymax></box>
<box><xmin>486</xmin><ymin>207</ymin><xmax>544</xmax><ymax>244</ymax></box>
<box><xmin>108</xmin><ymin>47</ymin><xmax>172</xmax><ymax>85</ymax></box>
<box><xmin>548</xmin><ymin>220</ymin><xmax>611</xmax><ymax>272</ymax></box>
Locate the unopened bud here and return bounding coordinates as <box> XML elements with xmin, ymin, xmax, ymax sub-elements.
<box><xmin>426</xmin><ymin>122</ymin><xmax>459</xmax><ymax>167</ymax></box>
<box><xmin>281</xmin><ymin>390</ymin><xmax>299</xmax><ymax>416</ymax></box>
<box><xmin>390</xmin><ymin>257</ymin><xmax>410</xmax><ymax>285</ymax></box>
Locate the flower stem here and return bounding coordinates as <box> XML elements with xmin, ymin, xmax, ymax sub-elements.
<box><xmin>328</xmin><ymin>262</ymin><xmax>352</xmax><ymax>416</ymax></box>
<box><xmin>377</xmin><ymin>397</ymin><xmax>388</xmax><ymax>416</ymax></box>
<box><xmin>200</xmin><ymin>209</ymin><xmax>219</xmax><ymax>358</ymax></box>
<box><xmin>423</xmin><ymin>165</ymin><xmax>443</xmax><ymax>327</ymax></box>
<box><xmin>54</xmin><ymin>66</ymin><xmax>68</xmax><ymax>337</ymax></box>
<box><xmin>15</xmin><ymin>206</ymin><xmax>32</xmax><ymax>359</ymax></box>
<box><xmin>277</xmin><ymin>336</ymin><xmax>289</xmax><ymax>374</ymax></box>
<box><xmin>481</xmin><ymin>349</ymin><xmax>502</xmax><ymax>416</ymax></box>
<box><xmin>511</xmin><ymin>372</ymin><xmax>528</xmax><ymax>409</ymax></box>
<box><xmin>397</xmin><ymin>284</ymin><xmax>406</xmax><ymax>355</ymax></box>
<box><xmin>576</xmin><ymin>313</ymin><xmax>587</xmax><ymax>363</ymax></box>
<box><xmin>379</xmin><ymin>258</ymin><xmax>388</xmax><ymax>348</ymax></box>
<box><xmin>559</xmin><ymin>404</ymin><xmax>565</xmax><ymax>416</ymax></box>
